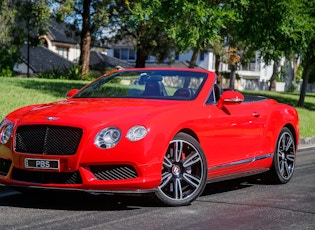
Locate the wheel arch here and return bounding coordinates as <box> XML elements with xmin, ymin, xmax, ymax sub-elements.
<box><xmin>176</xmin><ymin>128</ymin><xmax>200</xmax><ymax>143</ymax></box>
<box><xmin>283</xmin><ymin>123</ymin><xmax>298</xmax><ymax>148</ymax></box>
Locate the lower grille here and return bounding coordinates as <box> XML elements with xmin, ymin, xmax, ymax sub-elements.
<box><xmin>0</xmin><ymin>158</ymin><xmax>12</xmax><ymax>176</ymax></box>
<box><xmin>12</xmin><ymin>168</ymin><xmax>82</xmax><ymax>184</ymax></box>
<box><xmin>90</xmin><ymin>165</ymin><xmax>138</xmax><ymax>180</ymax></box>
<box><xmin>15</xmin><ymin>125</ymin><xmax>83</xmax><ymax>155</ymax></box>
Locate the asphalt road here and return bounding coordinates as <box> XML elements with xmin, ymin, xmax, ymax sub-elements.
<box><xmin>0</xmin><ymin>147</ymin><xmax>314</xmax><ymax>230</ymax></box>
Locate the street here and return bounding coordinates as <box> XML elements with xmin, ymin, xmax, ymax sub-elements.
<box><xmin>0</xmin><ymin>148</ymin><xmax>314</xmax><ymax>230</ymax></box>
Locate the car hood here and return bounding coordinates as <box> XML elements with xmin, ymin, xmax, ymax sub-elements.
<box><xmin>10</xmin><ymin>98</ymin><xmax>186</xmax><ymax>127</ymax></box>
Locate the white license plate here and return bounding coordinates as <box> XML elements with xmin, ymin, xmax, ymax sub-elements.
<box><xmin>25</xmin><ymin>158</ymin><xmax>59</xmax><ymax>170</ymax></box>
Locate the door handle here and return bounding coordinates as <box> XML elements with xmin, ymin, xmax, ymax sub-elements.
<box><xmin>252</xmin><ymin>112</ymin><xmax>260</xmax><ymax>118</ymax></box>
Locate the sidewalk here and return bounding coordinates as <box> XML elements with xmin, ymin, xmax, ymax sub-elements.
<box><xmin>299</xmin><ymin>137</ymin><xmax>315</xmax><ymax>150</ymax></box>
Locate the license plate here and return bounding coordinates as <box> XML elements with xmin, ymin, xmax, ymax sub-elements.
<box><xmin>25</xmin><ymin>158</ymin><xmax>59</xmax><ymax>170</ymax></box>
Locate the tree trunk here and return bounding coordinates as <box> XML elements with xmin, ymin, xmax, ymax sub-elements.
<box><xmin>189</xmin><ymin>47</ymin><xmax>200</xmax><ymax>68</ymax></box>
<box><xmin>79</xmin><ymin>0</ymin><xmax>91</xmax><ymax>76</ymax></box>
<box><xmin>135</xmin><ymin>48</ymin><xmax>147</xmax><ymax>68</ymax></box>
<box><xmin>215</xmin><ymin>54</ymin><xmax>221</xmax><ymax>84</ymax></box>
<box><xmin>269</xmin><ymin>60</ymin><xmax>280</xmax><ymax>91</ymax></box>
<box><xmin>298</xmin><ymin>63</ymin><xmax>311</xmax><ymax>107</ymax></box>
<box><xmin>297</xmin><ymin>43</ymin><xmax>315</xmax><ymax>107</ymax></box>
<box><xmin>229</xmin><ymin>64</ymin><xmax>237</xmax><ymax>89</ymax></box>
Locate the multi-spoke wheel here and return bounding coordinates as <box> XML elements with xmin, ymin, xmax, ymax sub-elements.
<box><xmin>155</xmin><ymin>133</ymin><xmax>207</xmax><ymax>206</ymax></box>
<box><xmin>268</xmin><ymin>127</ymin><xmax>296</xmax><ymax>184</ymax></box>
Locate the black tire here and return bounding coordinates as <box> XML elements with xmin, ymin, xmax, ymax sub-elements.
<box><xmin>267</xmin><ymin>127</ymin><xmax>296</xmax><ymax>184</ymax></box>
<box><xmin>155</xmin><ymin>132</ymin><xmax>207</xmax><ymax>206</ymax></box>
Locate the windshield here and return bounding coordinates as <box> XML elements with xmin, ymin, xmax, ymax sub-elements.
<box><xmin>74</xmin><ymin>70</ymin><xmax>207</xmax><ymax>100</ymax></box>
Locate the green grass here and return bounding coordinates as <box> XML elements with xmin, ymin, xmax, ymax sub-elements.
<box><xmin>0</xmin><ymin>78</ymin><xmax>314</xmax><ymax>137</ymax></box>
<box><xmin>0</xmin><ymin>77</ymin><xmax>88</xmax><ymax>119</ymax></box>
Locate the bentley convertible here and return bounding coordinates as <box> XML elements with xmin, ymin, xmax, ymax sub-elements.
<box><xmin>0</xmin><ymin>68</ymin><xmax>299</xmax><ymax>206</ymax></box>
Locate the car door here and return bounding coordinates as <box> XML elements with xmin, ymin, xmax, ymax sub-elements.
<box><xmin>206</xmin><ymin>96</ymin><xmax>266</xmax><ymax>173</ymax></box>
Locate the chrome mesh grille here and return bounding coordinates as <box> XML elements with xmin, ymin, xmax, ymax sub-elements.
<box><xmin>90</xmin><ymin>165</ymin><xmax>138</xmax><ymax>180</ymax></box>
<box><xmin>15</xmin><ymin>125</ymin><xmax>83</xmax><ymax>155</ymax></box>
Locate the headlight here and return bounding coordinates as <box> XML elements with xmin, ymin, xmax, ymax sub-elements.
<box><xmin>94</xmin><ymin>127</ymin><xmax>121</xmax><ymax>149</ymax></box>
<box><xmin>126</xmin><ymin>125</ymin><xmax>148</xmax><ymax>141</ymax></box>
<box><xmin>0</xmin><ymin>119</ymin><xmax>13</xmax><ymax>144</ymax></box>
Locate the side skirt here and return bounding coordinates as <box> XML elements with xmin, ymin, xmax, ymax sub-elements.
<box><xmin>206</xmin><ymin>153</ymin><xmax>273</xmax><ymax>183</ymax></box>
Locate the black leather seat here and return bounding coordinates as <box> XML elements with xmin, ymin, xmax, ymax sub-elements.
<box><xmin>142</xmin><ymin>75</ymin><xmax>167</xmax><ymax>97</ymax></box>
<box><xmin>214</xmin><ymin>83</ymin><xmax>223</xmax><ymax>101</ymax></box>
<box><xmin>173</xmin><ymin>88</ymin><xmax>194</xmax><ymax>99</ymax></box>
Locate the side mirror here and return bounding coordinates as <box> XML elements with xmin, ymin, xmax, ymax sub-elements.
<box><xmin>66</xmin><ymin>89</ymin><xmax>79</xmax><ymax>98</ymax></box>
<box><xmin>217</xmin><ymin>90</ymin><xmax>244</xmax><ymax>109</ymax></box>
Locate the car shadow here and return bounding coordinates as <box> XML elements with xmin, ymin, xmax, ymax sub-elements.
<box><xmin>201</xmin><ymin>175</ymin><xmax>263</xmax><ymax>197</ymax></box>
<box><xmin>0</xmin><ymin>189</ymin><xmax>148</xmax><ymax>211</ymax></box>
<box><xmin>0</xmin><ymin>175</ymin><xmax>268</xmax><ymax>210</ymax></box>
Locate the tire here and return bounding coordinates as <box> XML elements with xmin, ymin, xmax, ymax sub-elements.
<box><xmin>155</xmin><ymin>132</ymin><xmax>207</xmax><ymax>206</ymax></box>
<box><xmin>267</xmin><ymin>127</ymin><xmax>296</xmax><ymax>184</ymax></box>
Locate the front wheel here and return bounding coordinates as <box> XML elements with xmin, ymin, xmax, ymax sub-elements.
<box><xmin>155</xmin><ymin>133</ymin><xmax>207</xmax><ymax>206</ymax></box>
<box><xmin>267</xmin><ymin>127</ymin><xmax>296</xmax><ymax>184</ymax></box>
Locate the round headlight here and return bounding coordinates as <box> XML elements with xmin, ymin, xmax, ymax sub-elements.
<box><xmin>0</xmin><ymin>120</ymin><xmax>13</xmax><ymax>144</ymax></box>
<box><xmin>126</xmin><ymin>125</ymin><xmax>148</xmax><ymax>141</ymax></box>
<box><xmin>95</xmin><ymin>127</ymin><xmax>121</xmax><ymax>149</ymax></box>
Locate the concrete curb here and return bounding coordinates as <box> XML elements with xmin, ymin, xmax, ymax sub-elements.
<box><xmin>299</xmin><ymin>137</ymin><xmax>315</xmax><ymax>150</ymax></box>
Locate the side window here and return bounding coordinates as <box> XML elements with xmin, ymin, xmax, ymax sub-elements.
<box><xmin>206</xmin><ymin>86</ymin><xmax>216</xmax><ymax>104</ymax></box>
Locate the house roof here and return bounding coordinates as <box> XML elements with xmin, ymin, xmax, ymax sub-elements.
<box><xmin>48</xmin><ymin>19</ymin><xmax>108</xmax><ymax>48</ymax></box>
<box><xmin>48</xmin><ymin>19</ymin><xmax>79</xmax><ymax>44</ymax></box>
<box><xmin>90</xmin><ymin>51</ymin><xmax>134</xmax><ymax>69</ymax></box>
<box><xmin>20</xmin><ymin>45</ymin><xmax>73</xmax><ymax>73</ymax></box>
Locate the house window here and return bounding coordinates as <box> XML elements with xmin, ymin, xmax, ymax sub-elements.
<box><xmin>175</xmin><ymin>52</ymin><xmax>179</xmax><ymax>61</ymax></box>
<box><xmin>56</xmin><ymin>46</ymin><xmax>69</xmax><ymax>59</ymax></box>
<box><xmin>199</xmin><ymin>51</ymin><xmax>205</xmax><ymax>61</ymax></box>
<box><xmin>113</xmin><ymin>48</ymin><xmax>136</xmax><ymax>61</ymax></box>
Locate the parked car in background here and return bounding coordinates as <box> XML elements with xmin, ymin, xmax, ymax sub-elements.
<box><xmin>0</xmin><ymin>68</ymin><xmax>299</xmax><ymax>206</ymax></box>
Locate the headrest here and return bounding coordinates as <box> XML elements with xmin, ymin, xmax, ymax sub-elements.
<box><xmin>146</xmin><ymin>75</ymin><xmax>163</xmax><ymax>82</ymax></box>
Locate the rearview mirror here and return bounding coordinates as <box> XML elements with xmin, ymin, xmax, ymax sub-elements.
<box><xmin>66</xmin><ymin>89</ymin><xmax>79</xmax><ymax>98</ymax></box>
<box><xmin>217</xmin><ymin>90</ymin><xmax>244</xmax><ymax>109</ymax></box>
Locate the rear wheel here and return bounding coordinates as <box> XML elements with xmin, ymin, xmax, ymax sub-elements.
<box><xmin>268</xmin><ymin>127</ymin><xmax>296</xmax><ymax>184</ymax></box>
<box><xmin>155</xmin><ymin>133</ymin><xmax>207</xmax><ymax>206</ymax></box>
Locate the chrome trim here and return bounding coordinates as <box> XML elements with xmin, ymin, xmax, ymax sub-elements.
<box><xmin>46</xmin><ymin>117</ymin><xmax>59</xmax><ymax>121</ymax></box>
<box><xmin>208</xmin><ymin>153</ymin><xmax>273</xmax><ymax>171</ymax></box>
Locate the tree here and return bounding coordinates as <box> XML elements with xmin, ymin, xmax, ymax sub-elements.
<box><xmin>231</xmin><ymin>0</ymin><xmax>293</xmax><ymax>91</ymax></box>
<box><xmin>16</xmin><ymin>0</ymin><xmax>50</xmax><ymax>77</ymax></box>
<box><xmin>0</xmin><ymin>1</ymin><xmax>17</xmax><ymax>75</ymax></box>
<box><xmin>106</xmin><ymin>0</ymin><xmax>176</xmax><ymax>68</ymax></box>
<box><xmin>292</xmin><ymin>0</ymin><xmax>315</xmax><ymax>107</ymax></box>
<box><xmin>0</xmin><ymin>0</ymin><xmax>50</xmax><ymax>76</ymax></box>
<box><xmin>162</xmin><ymin>0</ymin><xmax>234</xmax><ymax>68</ymax></box>
<box><xmin>51</xmin><ymin>0</ymin><xmax>110</xmax><ymax>76</ymax></box>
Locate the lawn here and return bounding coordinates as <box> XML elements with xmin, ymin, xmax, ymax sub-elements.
<box><xmin>1</xmin><ymin>77</ymin><xmax>314</xmax><ymax>138</ymax></box>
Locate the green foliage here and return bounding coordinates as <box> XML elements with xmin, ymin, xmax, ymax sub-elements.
<box><xmin>35</xmin><ymin>65</ymin><xmax>83</xmax><ymax>80</ymax></box>
<box><xmin>51</xmin><ymin>0</ymin><xmax>109</xmax><ymax>37</ymax></box>
<box><xmin>0</xmin><ymin>66</ymin><xmax>14</xmax><ymax>77</ymax></box>
<box><xmin>163</xmin><ymin>0</ymin><xmax>234</xmax><ymax>52</ymax></box>
<box><xmin>107</xmin><ymin>0</ymin><xmax>176</xmax><ymax>66</ymax></box>
<box><xmin>220</xmin><ymin>71</ymin><xmax>240</xmax><ymax>80</ymax></box>
<box><xmin>0</xmin><ymin>0</ymin><xmax>50</xmax><ymax>74</ymax></box>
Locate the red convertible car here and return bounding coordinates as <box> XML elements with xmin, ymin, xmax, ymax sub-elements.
<box><xmin>0</xmin><ymin>68</ymin><xmax>299</xmax><ymax>206</ymax></box>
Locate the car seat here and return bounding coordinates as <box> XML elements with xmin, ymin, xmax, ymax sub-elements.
<box><xmin>142</xmin><ymin>75</ymin><xmax>167</xmax><ymax>96</ymax></box>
